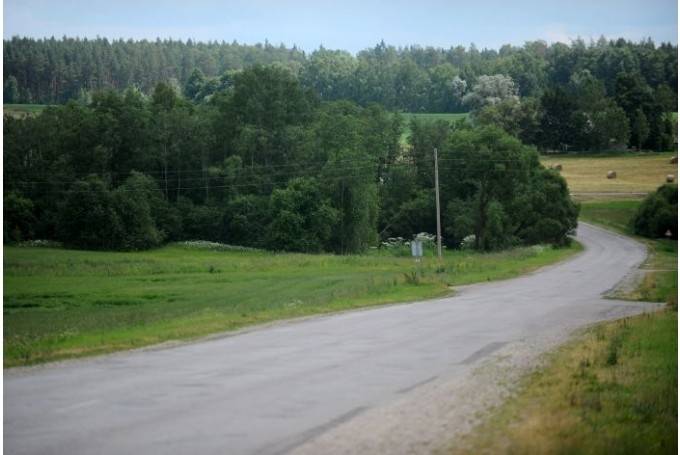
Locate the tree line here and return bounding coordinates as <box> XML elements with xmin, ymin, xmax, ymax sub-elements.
<box><xmin>4</xmin><ymin>65</ymin><xmax>578</xmax><ymax>252</ymax></box>
<box><xmin>5</xmin><ymin>36</ymin><xmax>677</xmax><ymax>112</ymax></box>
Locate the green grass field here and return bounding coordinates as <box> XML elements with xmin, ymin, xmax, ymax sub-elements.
<box><xmin>399</xmin><ymin>112</ymin><xmax>469</xmax><ymax>145</ymax></box>
<box><xmin>541</xmin><ymin>152</ymin><xmax>677</xmax><ymax>197</ymax></box>
<box><xmin>452</xmin><ymin>196</ymin><xmax>678</xmax><ymax>454</ymax></box>
<box><xmin>3</xmin><ymin>241</ymin><xmax>580</xmax><ymax>367</ymax></box>
<box><xmin>3</xmin><ymin>103</ymin><xmax>48</xmax><ymax>117</ymax></box>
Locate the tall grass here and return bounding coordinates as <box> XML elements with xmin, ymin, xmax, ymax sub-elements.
<box><xmin>452</xmin><ymin>309</ymin><xmax>677</xmax><ymax>454</ymax></box>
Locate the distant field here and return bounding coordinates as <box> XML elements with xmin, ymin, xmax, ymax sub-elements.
<box><xmin>541</xmin><ymin>152</ymin><xmax>677</xmax><ymax>198</ymax></box>
<box><xmin>399</xmin><ymin>112</ymin><xmax>469</xmax><ymax>145</ymax></box>
<box><xmin>4</xmin><ymin>241</ymin><xmax>580</xmax><ymax>366</ymax></box>
<box><xmin>4</xmin><ymin>104</ymin><xmax>48</xmax><ymax>117</ymax></box>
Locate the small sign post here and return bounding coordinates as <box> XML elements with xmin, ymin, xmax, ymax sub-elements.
<box><xmin>411</xmin><ymin>239</ymin><xmax>423</xmax><ymax>262</ymax></box>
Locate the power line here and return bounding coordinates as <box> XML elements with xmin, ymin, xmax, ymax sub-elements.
<box><xmin>7</xmin><ymin>157</ymin><xmax>537</xmax><ymax>185</ymax></box>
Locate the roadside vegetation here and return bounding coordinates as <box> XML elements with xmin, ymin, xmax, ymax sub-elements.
<box><xmin>452</xmin><ymin>309</ymin><xmax>677</xmax><ymax>454</ymax></box>
<box><xmin>580</xmin><ymin>191</ymin><xmax>677</xmax><ymax>302</ymax></box>
<box><xmin>4</xmin><ymin>240</ymin><xmax>581</xmax><ymax>367</ymax></box>
<box><xmin>450</xmin><ymin>186</ymin><xmax>677</xmax><ymax>454</ymax></box>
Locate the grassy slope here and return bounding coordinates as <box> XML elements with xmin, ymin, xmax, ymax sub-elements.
<box><xmin>541</xmin><ymin>152</ymin><xmax>677</xmax><ymax>195</ymax></box>
<box><xmin>453</xmin><ymin>310</ymin><xmax>677</xmax><ymax>455</ymax></box>
<box><xmin>451</xmin><ymin>198</ymin><xmax>677</xmax><ymax>454</ymax></box>
<box><xmin>4</xmin><ymin>242</ymin><xmax>580</xmax><ymax>367</ymax></box>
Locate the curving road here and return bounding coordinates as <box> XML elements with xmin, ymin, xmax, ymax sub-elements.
<box><xmin>4</xmin><ymin>223</ymin><xmax>658</xmax><ymax>455</ymax></box>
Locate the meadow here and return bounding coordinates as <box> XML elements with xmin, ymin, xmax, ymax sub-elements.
<box><xmin>4</xmin><ymin>240</ymin><xmax>580</xmax><ymax>367</ymax></box>
<box><xmin>541</xmin><ymin>152</ymin><xmax>677</xmax><ymax>196</ymax></box>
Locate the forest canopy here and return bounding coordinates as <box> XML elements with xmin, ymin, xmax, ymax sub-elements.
<box><xmin>4</xmin><ymin>64</ymin><xmax>579</xmax><ymax>252</ymax></box>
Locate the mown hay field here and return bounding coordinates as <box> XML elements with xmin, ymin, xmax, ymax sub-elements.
<box><xmin>541</xmin><ymin>152</ymin><xmax>677</xmax><ymax>197</ymax></box>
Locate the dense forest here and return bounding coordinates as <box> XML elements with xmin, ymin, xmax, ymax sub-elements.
<box><xmin>5</xmin><ymin>36</ymin><xmax>678</xmax><ymax>151</ymax></box>
<box><xmin>4</xmin><ymin>64</ymin><xmax>578</xmax><ymax>252</ymax></box>
<box><xmin>5</xmin><ymin>36</ymin><xmax>678</xmax><ymax>252</ymax></box>
<box><xmin>3</xmin><ymin>36</ymin><xmax>676</xmax><ymax>109</ymax></box>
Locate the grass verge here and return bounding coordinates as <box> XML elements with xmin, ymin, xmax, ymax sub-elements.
<box><xmin>449</xmin><ymin>197</ymin><xmax>677</xmax><ymax>454</ymax></box>
<box><xmin>4</xmin><ymin>241</ymin><xmax>580</xmax><ymax>367</ymax></box>
<box><xmin>452</xmin><ymin>308</ymin><xmax>677</xmax><ymax>454</ymax></box>
<box><xmin>580</xmin><ymin>199</ymin><xmax>677</xmax><ymax>302</ymax></box>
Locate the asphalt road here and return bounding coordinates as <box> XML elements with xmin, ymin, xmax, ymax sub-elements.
<box><xmin>4</xmin><ymin>223</ymin><xmax>656</xmax><ymax>455</ymax></box>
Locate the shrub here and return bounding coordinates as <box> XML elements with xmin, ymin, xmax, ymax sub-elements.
<box><xmin>177</xmin><ymin>197</ymin><xmax>223</xmax><ymax>242</ymax></box>
<box><xmin>112</xmin><ymin>179</ymin><xmax>163</xmax><ymax>250</ymax></box>
<box><xmin>265</xmin><ymin>177</ymin><xmax>339</xmax><ymax>252</ymax></box>
<box><xmin>633</xmin><ymin>184</ymin><xmax>677</xmax><ymax>239</ymax></box>
<box><xmin>4</xmin><ymin>192</ymin><xmax>35</xmax><ymax>243</ymax></box>
<box><xmin>57</xmin><ymin>177</ymin><xmax>124</xmax><ymax>250</ymax></box>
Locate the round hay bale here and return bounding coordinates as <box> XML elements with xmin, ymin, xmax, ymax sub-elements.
<box><xmin>553</xmin><ymin>163</ymin><xmax>562</xmax><ymax>171</ymax></box>
<box><xmin>607</xmin><ymin>170</ymin><xmax>617</xmax><ymax>179</ymax></box>
<box><xmin>666</xmin><ymin>174</ymin><xmax>675</xmax><ymax>183</ymax></box>
<box><xmin>670</xmin><ymin>156</ymin><xmax>678</xmax><ymax>164</ymax></box>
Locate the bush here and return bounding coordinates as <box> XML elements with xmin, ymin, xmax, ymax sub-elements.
<box><xmin>57</xmin><ymin>173</ymin><xmax>165</xmax><ymax>251</ymax></box>
<box><xmin>177</xmin><ymin>197</ymin><xmax>223</xmax><ymax>242</ymax></box>
<box><xmin>57</xmin><ymin>177</ymin><xmax>124</xmax><ymax>250</ymax></box>
<box><xmin>4</xmin><ymin>192</ymin><xmax>35</xmax><ymax>243</ymax></box>
<box><xmin>125</xmin><ymin>171</ymin><xmax>181</xmax><ymax>241</ymax></box>
<box><xmin>222</xmin><ymin>194</ymin><xmax>271</xmax><ymax>247</ymax></box>
<box><xmin>265</xmin><ymin>177</ymin><xmax>339</xmax><ymax>252</ymax></box>
<box><xmin>633</xmin><ymin>184</ymin><xmax>677</xmax><ymax>239</ymax></box>
<box><xmin>112</xmin><ymin>175</ymin><xmax>164</xmax><ymax>250</ymax></box>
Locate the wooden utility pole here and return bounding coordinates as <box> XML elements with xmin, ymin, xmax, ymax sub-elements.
<box><xmin>434</xmin><ymin>147</ymin><xmax>442</xmax><ymax>258</ymax></box>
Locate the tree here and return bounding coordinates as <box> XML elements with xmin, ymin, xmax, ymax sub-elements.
<box><xmin>428</xmin><ymin>65</ymin><xmax>463</xmax><ymax>112</ymax></box>
<box><xmin>3</xmin><ymin>192</ymin><xmax>35</xmax><ymax>242</ymax></box>
<box><xmin>265</xmin><ymin>177</ymin><xmax>339</xmax><ymax>252</ymax></box>
<box><xmin>511</xmin><ymin>169</ymin><xmax>579</xmax><ymax>246</ymax></box>
<box><xmin>4</xmin><ymin>76</ymin><xmax>19</xmax><ymax>103</ymax></box>
<box><xmin>633</xmin><ymin>184</ymin><xmax>677</xmax><ymax>239</ymax></box>
<box><xmin>177</xmin><ymin>197</ymin><xmax>223</xmax><ymax>242</ymax></box>
<box><xmin>537</xmin><ymin>87</ymin><xmax>576</xmax><ymax>151</ymax></box>
<box><xmin>112</xmin><ymin>174</ymin><xmax>163</xmax><ymax>250</ymax></box>
<box><xmin>300</xmin><ymin>48</ymin><xmax>356</xmax><ymax>101</ymax></box>
<box><xmin>474</xmin><ymin>97</ymin><xmax>541</xmax><ymax>144</ymax></box>
<box><xmin>441</xmin><ymin>126</ymin><xmax>577</xmax><ymax>250</ymax></box>
<box><xmin>222</xmin><ymin>194</ymin><xmax>270</xmax><ymax>247</ymax></box>
<box><xmin>631</xmin><ymin>109</ymin><xmax>650</xmax><ymax>150</ymax></box>
<box><xmin>462</xmin><ymin>74</ymin><xmax>519</xmax><ymax>111</ymax></box>
<box><xmin>184</xmin><ymin>68</ymin><xmax>206</xmax><ymax>100</ymax></box>
<box><xmin>57</xmin><ymin>177</ymin><xmax>123</xmax><ymax>250</ymax></box>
